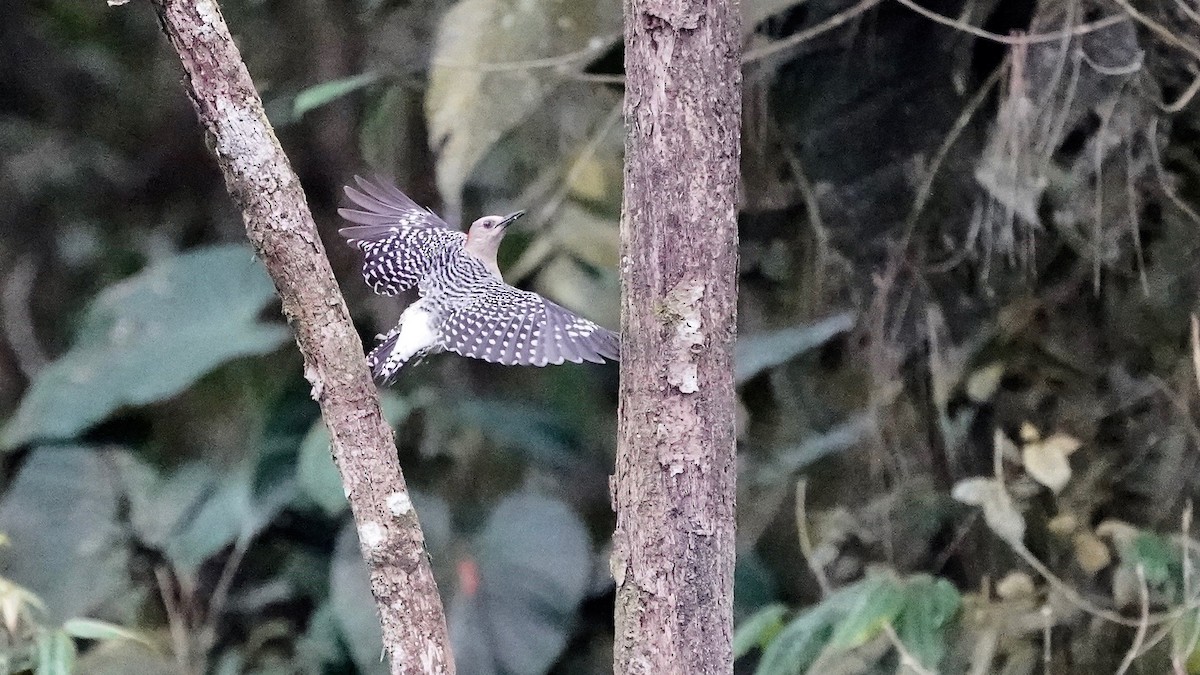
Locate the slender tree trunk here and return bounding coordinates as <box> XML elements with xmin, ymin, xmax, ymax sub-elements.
<box><xmin>143</xmin><ymin>1</ymin><xmax>453</xmax><ymax>673</ymax></box>
<box><xmin>613</xmin><ymin>0</ymin><xmax>741</xmax><ymax>671</ymax></box>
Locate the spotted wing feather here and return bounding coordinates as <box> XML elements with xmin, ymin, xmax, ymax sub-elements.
<box><xmin>338</xmin><ymin>177</ymin><xmax>463</xmax><ymax>295</ymax></box>
<box><xmin>440</xmin><ymin>282</ymin><xmax>619</xmax><ymax>366</ymax></box>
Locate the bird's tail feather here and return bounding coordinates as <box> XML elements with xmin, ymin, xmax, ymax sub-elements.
<box><xmin>367</xmin><ymin>334</ymin><xmax>428</xmax><ymax>385</ymax></box>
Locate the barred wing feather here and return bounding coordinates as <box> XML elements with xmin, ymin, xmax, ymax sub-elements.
<box><xmin>338</xmin><ymin>177</ymin><xmax>463</xmax><ymax>295</ymax></box>
<box><xmin>441</xmin><ymin>282</ymin><xmax>619</xmax><ymax>366</ymax></box>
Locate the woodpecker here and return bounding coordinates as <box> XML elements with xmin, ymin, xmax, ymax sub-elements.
<box><xmin>338</xmin><ymin>177</ymin><xmax>620</xmax><ymax>383</ymax></box>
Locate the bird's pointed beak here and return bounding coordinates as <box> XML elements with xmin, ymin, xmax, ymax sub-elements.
<box><xmin>497</xmin><ymin>211</ymin><xmax>525</xmax><ymax>229</ymax></box>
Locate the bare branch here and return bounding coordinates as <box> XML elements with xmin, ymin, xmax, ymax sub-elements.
<box><xmin>142</xmin><ymin>1</ymin><xmax>452</xmax><ymax>672</ymax></box>
<box><xmin>613</xmin><ymin>0</ymin><xmax>741</xmax><ymax>670</ymax></box>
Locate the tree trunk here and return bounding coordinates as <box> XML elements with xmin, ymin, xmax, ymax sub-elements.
<box><xmin>145</xmin><ymin>1</ymin><xmax>453</xmax><ymax>672</ymax></box>
<box><xmin>613</xmin><ymin>0</ymin><xmax>742</xmax><ymax>671</ymax></box>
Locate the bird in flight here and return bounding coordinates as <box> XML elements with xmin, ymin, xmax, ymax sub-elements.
<box><xmin>339</xmin><ymin>177</ymin><xmax>620</xmax><ymax>383</ymax></box>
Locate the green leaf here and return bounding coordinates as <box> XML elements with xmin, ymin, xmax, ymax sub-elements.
<box><xmin>329</xmin><ymin>523</ymin><xmax>387</xmax><ymax>675</ymax></box>
<box><xmin>1</xmin><ymin>245</ymin><xmax>288</xmax><ymax>449</ymax></box>
<box><xmin>62</xmin><ymin>618</ymin><xmax>153</xmax><ymax>649</ymax></box>
<box><xmin>735</xmin><ymin>313</ymin><xmax>856</xmax><ymax>383</ymax></box>
<box><xmin>893</xmin><ymin>575</ymin><xmax>961</xmax><ymax>670</ymax></box>
<box><xmin>360</xmin><ymin>85</ymin><xmax>418</xmax><ymax>175</ymax></box>
<box><xmin>770</xmin><ymin>414</ymin><xmax>872</xmax><ymax>472</ymax></box>
<box><xmin>0</xmin><ymin>447</ymin><xmax>129</xmax><ymax>623</ymax></box>
<box><xmin>734</xmin><ymin>603</ymin><xmax>788</xmax><ymax>659</ymax></box>
<box><xmin>754</xmin><ymin>600</ymin><xmax>842</xmax><ymax>675</ymax></box>
<box><xmin>454</xmin><ymin>398</ymin><xmax>579</xmax><ymax>471</ymax></box>
<box><xmin>123</xmin><ymin>456</ymin><xmax>286</xmax><ymax>574</ymax></box>
<box><xmin>330</xmin><ymin>493</ymin><xmax>451</xmax><ymax>675</ymax></box>
<box><xmin>735</xmin><ymin>550</ymin><xmax>782</xmax><ymax>621</ymax></box>
<box><xmin>426</xmin><ymin>0</ymin><xmax>619</xmax><ymax>211</ymax></box>
<box><xmin>297</xmin><ymin>393</ymin><xmax>416</xmax><ymax>516</ymax></box>
<box><xmin>828</xmin><ymin>574</ymin><xmax>906</xmax><ymax>650</ymax></box>
<box><xmin>293</xmin><ymin>72</ymin><xmax>379</xmax><ymax>119</ymax></box>
<box><xmin>35</xmin><ymin>630</ymin><xmax>76</xmax><ymax>675</ymax></box>
<box><xmin>450</xmin><ymin>493</ymin><xmax>592</xmax><ymax>675</ymax></box>
<box><xmin>296</xmin><ymin>601</ymin><xmax>347</xmax><ymax>670</ymax></box>
<box><xmin>1131</xmin><ymin>531</ymin><xmax>1182</xmax><ymax>592</ymax></box>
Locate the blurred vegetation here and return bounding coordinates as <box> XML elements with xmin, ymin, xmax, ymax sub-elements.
<box><xmin>1</xmin><ymin>0</ymin><xmax>1199</xmax><ymax>673</ymax></box>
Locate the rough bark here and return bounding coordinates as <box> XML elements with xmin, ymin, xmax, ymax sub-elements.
<box><xmin>145</xmin><ymin>1</ymin><xmax>453</xmax><ymax>672</ymax></box>
<box><xmin>612</xmin><ymin>0</ymin><xmax>741</xmax><ymax>672</ymax></box>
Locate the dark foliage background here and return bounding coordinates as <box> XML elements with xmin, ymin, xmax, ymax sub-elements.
<box><xmin>1</xmin><ymin>0</ymin><xmax>1199</xmax><ymax>673</ymax></box>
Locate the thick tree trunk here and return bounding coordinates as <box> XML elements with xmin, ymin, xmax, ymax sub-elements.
<box><xmin>145</xmin><ymin>1</ymin><xmax>453</xmax><ymax>673</ymax></box>
<box><xmin>613</xmin><ymin>0</ymin><xmax>741</xmax><ymax>672</ymax></box>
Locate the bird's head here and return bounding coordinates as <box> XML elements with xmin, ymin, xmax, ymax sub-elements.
<box><xmin>465</xmin><ymin>211</ymin><xmax>524</xmax><ymax>259</ymax></box>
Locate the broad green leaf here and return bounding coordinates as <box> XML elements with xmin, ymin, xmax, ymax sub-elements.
<box><xmin>1</xmin><ymin>245</ymin><xmax>288</xmax><ymax>448</ymax></box>
<box><xmin>0</xmin><ymin>447</ymin><xmax>129</xmax><ymax>623</ymax></box>
<box><xmin>124</xmin><ymin>456</ymin><xmax>286</xmax><ymax>574</ymax></box>
<box><xmin>735</xmin><ymin>313</ymin><xmax>856</xmax><ymax>383</ymax></box>
<box><xmin>297</xmin><ymin>393</ymin><xmax>417</xmax><ymax>516</ymax></box>
<box><xmin>62</xmin><ymin>618</ymin><xmax>153</xmax><ymax>649</ymax></box>
<box><xmin>547</xmin><ymin>204</ymin><xmax>619</xmax><ymax>271</ymax></box>
<box><xmin>455</xmin><ymin>398</ymin><xmax>579</xmax><ymax>471</ymax></box>
<box><xmin>1130</xmin><ymin>531</ymin><xmax>1183</xmax><ymax>598</ymax></box>
<box><xmin>735</xmin><ymin>550</ymin><xmax>782</xmax><ymax>621</ymax></box>
<box><xmin>450</xmin><ymin>493</ymin><xmax>592</xmax><ymax>675</ymax></box>
<box><xmin>35</xmin><ymin>630</ymin><xmax>76</xmax><ymax>675</ymax></box>
<box><xmin>426</xmin><ymin>0</ymin><xmax>619</xmax><ymax>211</ymax></box>
<box><xmin>828</xmin><ymin>574</ymin><xmax>905</xmax><ymax>650</ymax></box>
<box><xmin>770</xmin><ymin>414</ymin><xmax>872</xmax><ymax>472</ymax></box>
<box><xmin>124</xmin><ymin>461</ymin><xmax>248</xmax><ymax>573</ymax></box>
<box><xmin>533</xmin><ymin>255</ymin><xmax>619</xmax><ymax>333</ymax></box>
<box><xmin>331</xmin><ymin>493</ymin><xmax>451</xmax><ymax>675</ymax></box>
<box><xmin>360</xmin><ymin>85</ymin><xmax>418</xmax><ymax>175</ymax></box>
<box><xmin>73</xmin><ymin>638</ymin><xmax>177</xmax><ymax>675</ymax></box>
<box><xmin>734</xmin><ymin>603</ymin><xmax>788</xmax><ymax>659</ymax></box>
<box><xmin>754</xmin><ymin>599</ymin><xmax>842</xmax><ymax>675</ymax></box>
<box><xmin>893</xmin><ymin>575</ymin><xmax>961</xmax><ymax>670</ymax></box>
<box><xmin>329</xmin><ymin>524</ymin><xmax>387</xmax><ymax>675</ymax></box>
<box><xmin>1171</xmin><ymin>608</ymin><xmax>1200</xmax><ymax>674</ymax></box>
<box><xmin>296</xmin><ymin>601</ymin><xmax>347</xmax><ymax>670</ymax></box>
<box><xmin>293</xmin><ymin>72</ymin><xmax>379</xmax><ymax>119</ymax></box>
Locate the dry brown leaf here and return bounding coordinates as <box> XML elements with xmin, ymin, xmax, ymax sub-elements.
<box><xmin>1096</xmin><ymin>519</ymin><xmax>1140</xmax><ymax>550</ymax></box>
<box><xmin>1048</xmin><ymin>512</ymin><xmax>1078</xmax><ymax>536</ymax></box>
<box><xmin>1040</xmin><ymin>433</ymin><xmax>1083</xmax><ymax>457</ymax></box>
<box><xmin>1019</xmin><ymin>421</ymin><xmax>1041</xmax><ymax>443</ymax></box>
<box><xmin>966</xmin><ymin>363</ymin><xmax>1005</xmax><ymax>402</ymax></box>
<box><xmin>1022</xmin><ymin>438</ymin><xmax>1072</xmax><ymax>493</ymax></box>
<box><xmin>1073</xmin><ymin>532</ymin><xmax>1112</xmax><ymax>575</ymax></box>
<box><xmin>953</xmin><ymin>477</ymin><xmax>1026</xmax><ymax>544</ymax></box>
<box><xmin>996</xmin><ymin>571</ymin><xmax>1036</xmax><ymax>599</ymax></box>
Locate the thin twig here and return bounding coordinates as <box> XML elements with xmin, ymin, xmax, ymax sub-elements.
<box><xmin>1148</xmin><ymin>118</ymin><xmax>1200</xmax><ymax>226</ymax></box>
<box><xmin>1194</xmin><ymin>315</ymin><xmax>1200</xmax><ymax>405</ymax></box>
<box><xmin>1</xmin><ymin>256</ymin><xmax>48</xmax><ymax>377</ymax></box>
<box><xmin>1163</xmin><ymin>71</ymin><xmax>1200</xmax><ymax>113</ymax></box>
<box><xmin>155</xmin><ymin>566</ymin><xmax>193</xmax><ymax>675</ymax></box>
<box><xmin>795</xmin><ymin>478</ymin><xmax>833</xmax><ymax>597</ymax></box>
<box><xmin>1115</xmin><ymin>564</ymin><xmax>1150</xmax><ymax>675</ymax></box>
<box><xmin>430</xmin><ymin>33</ymin><xmax>620</xmax><ymax>72</ymax></box>
<box><xmin>742</xmin><ymin>0</ymin><xmax>883</xmax><ymax>64</ymax></box>
<box><xmin>890</xmin><ymin>0</ymin><xmax>1128</xmax><ymax>46</ymax></box>
<box><xmin>1041</xmin><ymin>604</ymin><xmax>1052</xmax><ymax>675</ymax></box>
<box><xmin>883</xmin><ymin>621</ymin><xmax>936</xmax><ymax>675</ymax></box>
<box><xmin>1106</xmin><ymin>0</ymin><xmax>1200</xmax><ymax>62</ymax></box>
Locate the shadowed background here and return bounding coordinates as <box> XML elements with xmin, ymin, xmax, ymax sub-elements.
<box><xmin>1</xmin><ymin>0</ymin><xmax>1200</xmax><ymax>673</ymax></box>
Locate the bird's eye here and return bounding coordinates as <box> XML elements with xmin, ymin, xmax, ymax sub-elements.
<box><xmin>483</xmin><ymin>222</ymin><xmax>494</xmax><ymax>229</ymax></box>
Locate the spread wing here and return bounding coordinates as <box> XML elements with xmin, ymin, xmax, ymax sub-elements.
<box><xmin>440</xmin><ymin>281</ymin><xmax>619</xmax><ymax>366</ymax></box>
<box><xmin>338</xmin><ymin>176</ymin><xmax>463</xmax><ymax>295</ymax></box>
